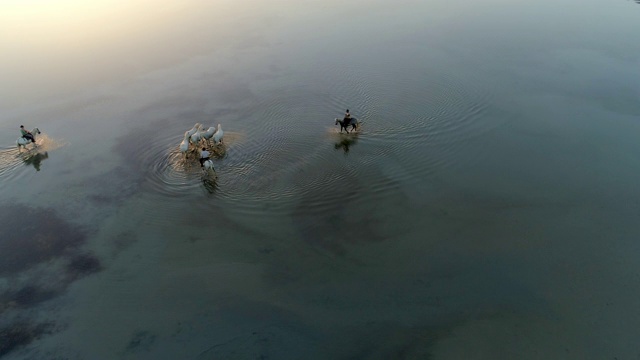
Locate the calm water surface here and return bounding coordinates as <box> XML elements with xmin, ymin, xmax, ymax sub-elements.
<box><xmin>1</xmin><ymin>0</ymin><xmax>640</xmax><ymax>358</ymax></box>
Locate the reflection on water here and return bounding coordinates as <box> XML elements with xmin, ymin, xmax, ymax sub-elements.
<box><xmin>22</xmin><ymin>151</ymin><xmax>48</xmax><ymax>171</ymax></box>
<box><xmin>334</xmin><ymin>132</ymin><xmax>359</xmax><ymax>154</ymax></box>
<box><xmin>201</xmin><ymin>173</ymin><xmax>218</xmax><ymax>194</ymax></box>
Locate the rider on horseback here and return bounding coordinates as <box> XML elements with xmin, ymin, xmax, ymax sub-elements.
<box><xmin>20</xmin><ymin>125</ymin><xmax>35</xmax><ymax>143</ymax></box>
<box><xmin>199</xmin><ymin>147</ymin><xmax>210</xmax><ymax>167</ymax></box>
<box><xmin>343</xmin><ymin>109</ymin><xmax>352</xmax><ymax>126</ymax></box>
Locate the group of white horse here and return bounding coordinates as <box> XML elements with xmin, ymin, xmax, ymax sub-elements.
<box><xmin>16</xmin><ymin>128</ymin><xmax>41</xmax><ymax>151</ymax></box>
<box><xmin>179</xmin><ymin>123</ymin><xmax>224</xmax><ymax>172</ymax></box>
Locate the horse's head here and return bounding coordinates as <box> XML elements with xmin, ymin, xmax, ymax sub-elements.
<box><xmin>335</xmin><ymin>118</ymin><xmax>340</xmax><ymax>125</ymax></box>
<box><xmin>34</xmin><ymin>128</ymin><xmax>41</xmax><ymax>134</ymax></box>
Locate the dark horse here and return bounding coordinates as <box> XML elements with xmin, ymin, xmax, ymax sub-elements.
<box><xmin>335</xmin><ymin>117</ymin><xmax>359</xmax><ymax>134</ymax></box>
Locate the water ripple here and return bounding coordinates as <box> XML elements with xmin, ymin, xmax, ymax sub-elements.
<box><xmin>313</xmin><ymin>60</ymin><xmax>504</xmax><ymax>183</ymax></box>
<box><xmin>0</xmin><ymin>135</ymin><xmax>66</xmax><ymax>183</ymax></box>
<box><xmin>133</xmin><ymin>122</ymin><xmax>229</xmax><ymax>197</ymax></box>
<box><xmin>0</xmin><ymin>147</ymin><xmax>27</xmax><ymax>182</ymax></box>
<box><xmin>129</xmin><ymin>62</ymin><xmax>502</xmax><ymax>218</ymax></box>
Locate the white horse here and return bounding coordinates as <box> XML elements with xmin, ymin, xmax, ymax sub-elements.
<box><xmin>201</xmin><ymin>126</ymin><xmax>216</xmax><ymax>145</ymax></box>
<box><xmin>179</xmin><ymin>123</ymin><xmax>203</xmax><ymax>156</ymax></box>
<box><xmin>186</xmin><ymin>123</ymin><xmax>201</xmax><ymax>138</ymax></box>
<box><xmin>202</xmin><ymin>159</ymin><xmax>216</xmax><ymax>174</ymax></box>
<box><xmin>179</xmin><ymin>131</ymin><xmax>190</xmax><ymax>156</ymax></box>
<box><xmin>190</xmin><ymin>124</ymin><xmax>205</xmax><ymax>146</ymax></box>
<box><xmin>212</xmin><ymin>124</ymin><xmax>224</xmax><ymax>145</ymax></box>
<box><xmin>17</xmin><ymin>128</ymin><xmax>40</xmax><ymax>150</ymax></box>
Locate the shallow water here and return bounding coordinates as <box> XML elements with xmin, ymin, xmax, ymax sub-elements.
<box><xmin>1</xmin><ymin>0</ymin><xmax>640</xmax><ymax>359</ymax></box>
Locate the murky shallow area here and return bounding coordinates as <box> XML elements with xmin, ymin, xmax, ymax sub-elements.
<box><xmin>1</xmin><ymin>0</ymin><xmax>640</xmax><ymax>358</ymax></box>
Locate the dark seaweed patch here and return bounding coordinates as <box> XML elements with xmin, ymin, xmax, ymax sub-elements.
<box><xmin>111</xmin><ymin>231</ymin><xmax>138</xmax><ymax>255</ymax></box>
<box><xmin>0</xmin><ymin>204</ymin><xmax>87</xmax><ymax>276</ymax></box>
<box><xmin>258</xmin><ymin>247</ymin><xmax>275</xmax><ymax>254</ymax></box>
<box><xmin>65</xmin><ymin>253</ymin><xmax>102</xmax><ymax>280</ymax></box>
<box><xmin>290</xmin><ymin>170</ymin><xmax>412</xmax><ymax>256</ymax></box>
<box><xmin>0</xmin><ymin>204</ymin><xmax>104</xmax><ymax>353</ymax></box>
<box><xmin>291</xmin><ymin>181</ymin><xmax>383</xmax><ymax>255</ymax></box>
<box><xmin>0</xmin><ymin>321</ymin><xmax>53</xmax><ymax>357</ymax></box>
<box><xmin>0</xmin><ymin>286</ymin><xmax>59</xmax><ymax>313</ymax></box>
<box><xmin>125</xmin><ymin>331</ymin><xmax>157</xmax><ymax>353</ymax></box>
<box><xmin>87</xmin><ymin>194</ymin><xmax>114</xmax><ymax>205</ymax></box>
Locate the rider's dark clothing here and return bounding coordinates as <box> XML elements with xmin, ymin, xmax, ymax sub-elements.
<box><xmin>200</xmin><ymin>150</ymin><xmax>211</xmax><ymax>167</ymax></box>
<box><xmin>20</xmin><ymin>129</ymin><xmax>35</xmax><ymax>143</ymax></box>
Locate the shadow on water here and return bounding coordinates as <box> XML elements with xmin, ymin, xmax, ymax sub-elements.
<box><xmin>0</xmin><ymin>204</ymin><xmax>103</xmax><ymax>357</ymax></box>
<box><xmin>22</xmin><ymin>151</ymin><xmax>49</xmax><ymax>172</ymax></box>
<box><xmin>334</xmin><ymin>132</ymin><xmax>359</xmax><ymax>154</ymax></box>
